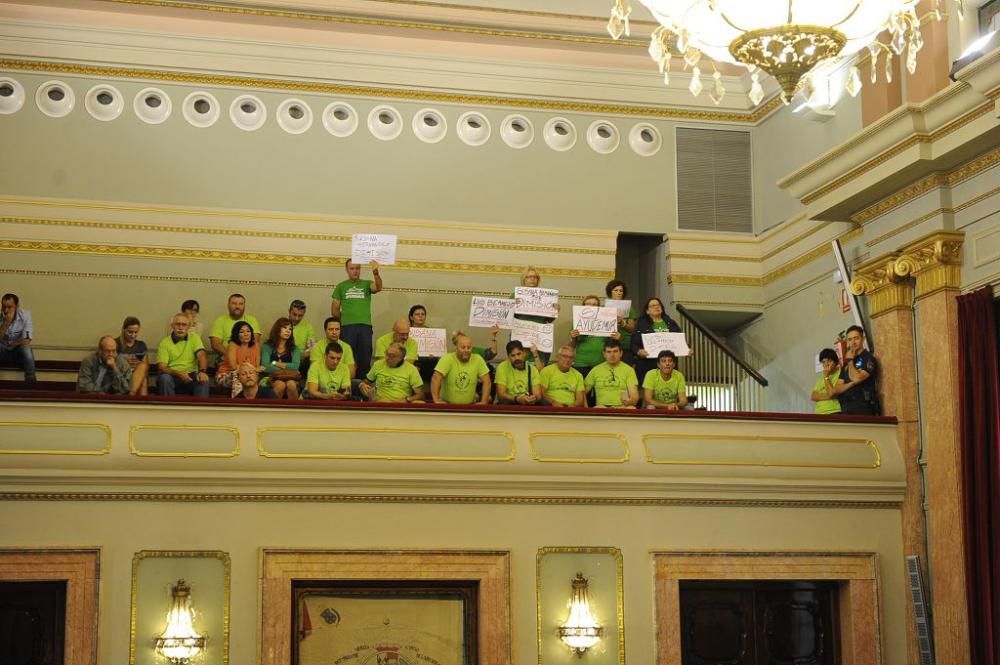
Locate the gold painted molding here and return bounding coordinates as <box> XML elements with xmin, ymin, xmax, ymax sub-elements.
<box><xmin>641</xmin><ymin>433</ymin><xmax>881</xmax><ymax>469</ymax></box>
<box><xmin>129</xmin><ymin>550</ymin><xmax>231</xmax><ymax>665</ymax></box>
<box><xmin>129</xmin><ymin>424</ymin><xmax>240</xmax><ymax>458</ymax></box>
<box><xmin>0</xmin><ymin>491</ymin><xmax>902</xmax><ymax>508</ymax></box>
<box><xmin>669</xmin><ymin>274</ymin><xmax>763</xmax><ymax>287</ymax></box>
<box><xmin>865</xmin><ymin>186</ymin><xmax>1000</xmax><ymax>249</ymax></box>
<box><xmin>0</xmin><ymin>59</ymin><xmax>780</xmax><ymax>123</ymax></box>
<box><xmin>896</xmin><ymin>231</ymin><xmax>964</xmax><ymax>299</ymax></box>
<box><xmin>0</xmin><ymin>421</ymin><xmax>111</xmax><ymax>456</ymax></box>
<box><xmin>849</xmin><ymin>251</ymin><xmax>914</xmax><ymax>317</ymax></box>
<box><xmin>536</xmin><ymin>546</ymin><xmax>625</xmax><ymax>665</ymax></box>
<box><xmin>0</xmin><ymin>239</ymin><xmax>612</xmax><ymax>279</ymax></box>
<box><xmin>257</xmin><ymin>426</ymin><xmax>516</xmax><ymax>461</ymax></box>
<box><xmin>528</xmin><ymin>432</ymin><xmax>629</xmax><ymax>463</ymax></box>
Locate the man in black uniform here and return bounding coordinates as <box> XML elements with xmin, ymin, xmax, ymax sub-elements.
<box><xmin>835</xmin><ymin>325</ymin><xmax>881</xmax><ymax>415</ymax></box>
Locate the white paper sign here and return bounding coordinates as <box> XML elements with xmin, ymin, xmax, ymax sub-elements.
<box><xmin>511</xmin><ymin>320</ymin><xmax>555</xmax><ymax>353</ymax></box>
<box><xmin>641</xmin><ymin>332</ymin><xmax>691</xmax><ymax>356</ymax></box>
<box><xmin>572</xmin><ymin>306</ymin><xmax>619</xmax><ymax>337</ymax></box>
<box><xmin>469</xmin><ymin>297</ymin><xmax>517</xmax><ymax>329</ymax></box>
<box><xmin>411</xmin><ymin>327</ymin><xmax>448</xmax><ymax>358</ymax></box>
<box><xmin>604</xmin><ymin>298</ymin><xmax>632</xmax><ymax>318</ymax></box>
<box><xmin>351</xmin><ymin>233</ymin><xmax>397</xmax><ymax>265</ymax></box>
<box><xmin>514</xmin><ymin>287</ymin><xmax>559</xmax><ymax>318</ymax></box>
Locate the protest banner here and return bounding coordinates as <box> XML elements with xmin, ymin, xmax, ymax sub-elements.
<box><xmin>641</xmin><ymin>332</ymin><xmax>691</xmax><ymax>356</ymax></box>
<box><xmin>511</xmin><ymin>319</ymin><xmax>554</xmax><ymax>353</ymax></box>
<box><xmin>469</xmin><ymin>297</ymin><xmax>516</xmax><ymax>329</ymax></box>
<box><xmin>514</xmin><ymin>287</ymin><xmax>559</xmax><ymax>318</ymax></box>
<box><xmin>410</xmin><ymin>327</ymin><xmax>448</xmax><ymax>357</ymax></box>
<box><xmin>351</xmin><ymin>233</ymin><xmax>397</xmax><ymax>265</ymax></box>
<box><xmin>604</xmin><ymin>298</ymin><xmax>632</xmax><ymax>318</ymax></box>
<box><xmin>572</xmin><ymin>306</ymin><xmax>619</xmax><ymax>337</ymax></box>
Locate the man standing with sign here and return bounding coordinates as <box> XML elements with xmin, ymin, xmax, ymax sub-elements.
<box><xmin>331</xmin><ymin>259</ymin><xmax>382</xmax><ymax>379</ymax></box>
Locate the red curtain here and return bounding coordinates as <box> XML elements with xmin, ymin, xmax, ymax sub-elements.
<box><xmin>958</xmin><ymin>285</ymin><xmax>1000</xmax><ymax>663</ymax></box>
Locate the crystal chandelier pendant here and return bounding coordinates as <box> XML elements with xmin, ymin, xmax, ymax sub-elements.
<box><xmin>689</xmin><ymin>66</ymin><xmax>703</xmax><ymax>96</ymax></box>
<box><xmin>748</xmin><ymin>72</ymin><xmax>764</xmax><ymax>106</ymax></box>
<box><xmin>709</xmin><ymin>71</ymin><xmax>725</xmax><ymax>105</ymax></box>
<box><xmin>846</xmin><ymin>65</ymin><xmax>862</xmax><ymax>97</ymax></box>
<box><xmin>885</xmin><ymin>52</ymin><xmax>893</xmax><ymax>83</ymax></box>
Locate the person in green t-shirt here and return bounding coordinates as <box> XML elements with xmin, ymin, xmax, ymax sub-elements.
<box><xmin>208</xmin><ymin>293</ymin><xmax>261</xmax><ymax>360</ymax></box>
<box><xmin>331</xmin><ymin>259</ymin><xmax>383</xmax><ymax>380</ymax></box>
<box><xmin>539</xmin><ymin>345</ymin><xmax>586</xmax><ymax>408</ymax></box>
<box><xmin>305</xmin><ymin>342</ymin><xmax>352</xmax><ymax>400</ymax></box>
<box><xmin>584</xmin><ymin>338</ymin><xmax>639</xmax><ymax>408</ymax></box>
<box><xmin>605</xmin><ymin>280</ymin><xmax>637</xmax><ymax>363</ymax></box>
<box><xmin>319</xmin><ymin>317</ymin><xmax>356</xmax><ymax>379</ymax></box>
<box><xmin>811</xmin><ymin>347</ymin><xmax>843</xmax><ymax>414</ymax></box>
<box><xmin>287</xmin><ymin>299</ymin><xmax>317</xmax><ymax>364</ymax></box>
<box><xmin>432</xmin><ymin>333</ymin><xmax>492</xmax><ymax>405</ymax></box>
<box><xmin>360</xmin><ymin>342</ymin><xmax>425</xmax><ymax>403</ymax></box>
<box><xmin>569</xmin><ymin>294</ymin><xmax>621</xmax><ymax>378</ymax></box>
<box><xmin>156</xmin><ymin>313</ymin><xmax>210</xmax><ymax>397</ymax></box>
<box><xmin>495</xmin><ymin>340</ymin><xmax>541</xmax><ymax>405</ymax></box>
<box><xmin>374</xmin><ymin>319</ymin><xmax>418</xmax><ymax>364</ymax></box>
<box><xmin>642</xmin><ymin>350</ymin><xmax>688</xmax><ymax>410</ymax></box>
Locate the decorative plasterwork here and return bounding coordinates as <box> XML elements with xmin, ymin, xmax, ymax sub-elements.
<box><xmin>850</xmin><ymin>251</ymin><xmax>914</xmax><ymax>317</ymax></box>
<box><xmin>896</xmin><ymin>231</ymin><xmax>964</xmax><ymax>299</ymax></box>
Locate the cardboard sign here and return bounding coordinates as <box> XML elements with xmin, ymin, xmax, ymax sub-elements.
<box><xmin>572</xmin><ymin>306</ymin><xmax>619</xmax><ymax>337</ymax></box>
<box><xmin>514</xmin><ymin>287</ymin><xmax>559</xmax><ymax>318</ymax></box>
<box><xmin>511</xmin><ymin>319</ymin><xmax>554</xmax><ymax>353</ymax></box>
<box><xmin>469</xmin><ymin>297</ymin><xmax>516</xmax><ymax>329</ymax></box>
<box><xmin>604</xmin><ymin>298</ymin><xmax>632</xmax><ymax>318</ymax></box>
<box><xmin>351</xmin><ymin>233</ymin><xmax>397</xmax><ymax>265</ymax></box>
<box><xmin>410</xmin><ymin>327</ymin><xmax>448</xmax><ymax>358</ymax></box>
<box><xmin>640</xmin><ymin>332</ymin><xmax>691</xmax><ymax>356</ymax></box>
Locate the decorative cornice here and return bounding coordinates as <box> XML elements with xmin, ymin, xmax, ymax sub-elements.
<box><xmin>668</xmin><ymin>274</ymin><xmax>763</xmax><ymax>287</ymax></box>
<box><xmin>0</xmin><ymin>58</ymin><xmax>781</xmax><ymax>123</ymax></box>
<box><xmin>865</xmin><ymin>186</ymin><xmax>1000</xmax><ymax>248</ymax></box>
<box><xmin>850</xmin><ymin>252</ymin><xmax>914</xmax><ymax>317</ymax></box>
<box><xmin>896</xmin><ymin>231</ymin><xmax>964</xmax><ymax>299</ymax></box>
<box><xmin>761</xmin><ymin>227</ymin><xmax>863</xmax><ymax>285</ymax></box>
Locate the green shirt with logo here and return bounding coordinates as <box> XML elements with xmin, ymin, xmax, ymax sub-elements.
<box><xmin>366</xmin><ymin>360</ymin><xmax>424</xmax><ymax>401</ymax></box>
<box><xmin>642</xmin><ymin>368</ymin><xmax>686</xmax><ymax>405</ymax></box>
<box><xmin>434</xmin><ymin>352</ymin><xmax>489</xmax><ymax>404</ymax></box>
<box><xmin>584</xmin><ymin>361</ymin><xmax>638</xmax><ymax>407</ymax></box>
<box><xmin>332</xmin><ymin>279</ymin><xmax>374</xmax><ymax>326</ymax></box>
<box><xmin>374</xmin><ymin>332</ymin><xmax>419</xmax><ymax>364</ymax></box>
<box><xmin>494</xmin><ymin>360</ymin><xmax>539</xmax><ymax>400</ymax></box>
<box><xmin>307</xmin><ymin>359</ymin><xmax>351</xmax><ymax>395</ymax></box>
<box><xmin>539</xmin><ymin>364</ymin><xmax>585</xmax><ymax>406</ymax></box>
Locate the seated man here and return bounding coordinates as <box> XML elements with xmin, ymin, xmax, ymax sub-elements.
<box><xmin>374</xmin><ymin>318</ymin><xmax>418</xmax><ymax>364</ymax></box>
<box><xmin>156</xmin><ymin>314</ymin><xmax>210</xmax><ymax>397</ymax></box>
<box><xmin>0</xmin><ymin>293</ymin><xmax>36</xmax><ymax>382</ymax></box>
<box><xmin>494</xmin><ymin>340</ymin><xmax>541</xmax><ymax>405</ymax></box>
<box><xmin>360</xmin><ymin>342</ymin><xmax>425</xmax><ymax>403</ymax></box>
<box><xmin>77</xmin><ymin>335</ymin><xmax>133</xmax><ymax>394</ymax></box>
<box><xmin>431</xmin><ymin>332</ymin><xmax>491</xmax><ymax>405</ymax></box>
<box><xmin>584</xmin><ymin>338</ymin><xmax>639</xmax><ymax>409</ymax></box>
<box><xmin>642</xmin><ymin>349</ymin><xmax>688</xmax><ymax>410</ymax></box>
<box><xmin>288</xmin><ymin>299</ymin><xmax>317</xmax><ymax>366</ymax></box>
<box><xmin>539</xmin><ymin>345</ymin><xmax>586</xmax><ymax>408</ymax></box>
<box><xmin>305</xmin><ymin>342</ymin><xmax>352</xmax><ymax>400</ymax></box>
<box><xmin>232</xmin><ymin>362</ymin><xmax>274</xmax><ymax>400</ymax></box>
<box><xmin>208</xmin><ymin>293</ymin><xmax>261</xmax><ymax>361</ymax></box>
<box><xmin>319</xmin><ymin>317</ymin><xmax>356</xmax><ymax>379</ymax></box>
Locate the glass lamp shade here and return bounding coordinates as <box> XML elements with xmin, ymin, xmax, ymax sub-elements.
<box><xmin>558</xmin><ymin>573</ymin><xmax>603</xmax><ymax>655</ymax></box>
<box><xmin>154</xmin><ymin>580</ymin><xmax>206</xmax><ymax>663</ymax></box>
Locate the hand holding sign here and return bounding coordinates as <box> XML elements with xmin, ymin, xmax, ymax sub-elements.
<box><xmin>469</xmin><ymin>297</ymin><xmax>516</xmax><ymax>329</ymax></box>
<box><xmin>572</xmin><ymin>306</ymin><xmax>619</xmax><ymax>337</ymax></box>
<box><xmin>641</xmin><ymin>332</ymin><xmax>691</xmax><ymax>356</ymax></box>
<box><xmin>511</xmin><ymin>320</ymin><xmax>554</xmax><ymax>353</ymax></box>
<box><xmin>514</xmin><ymin>287</ymin><xmax>559</xmax><ymax>318</ymax></box>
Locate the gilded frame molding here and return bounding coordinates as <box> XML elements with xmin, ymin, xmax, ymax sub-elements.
<box><xmin>256</xmin><ymin>426</ymin><xmax>516</xmax><ymax>461</ymax></box>
<box><xmin>0</xmin><ymin>421</ymin><xmax>111</xmax><ymax>455</ymax></box>
<box><xmin>129</xmin><ymin>424</ymin><xmax>240</xmax><ymax>458</ymax></box>
<box><xmin>536</xmin><ymin>546</ymin><xmax>625</xmax><ymax>665</ymax></box>
<box><xmin>129</xmin><ymin>549</ymin><xmax>232</xmax><ymax>665</ymax></box>
<box><xmin>528</xmin><ymin>432</ymin><xmax>630</xmax><ymax>463</ymax></box>
<box><xmin>641</xmin><ymin>433</ymin><xmax>881</xmax><ymax>469</ymax></box>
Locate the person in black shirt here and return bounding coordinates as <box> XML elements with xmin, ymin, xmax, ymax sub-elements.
<box><xmin>834</xmin><ymin>325</ymin><xmax>881</xmax><ymax>415</ymax></box>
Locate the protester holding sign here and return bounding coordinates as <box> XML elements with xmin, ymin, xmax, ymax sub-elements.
<box><xmin>631</xmin><ymin>296</ymin><xmax>683</xmax><ymax>382</ymax></box>
<box><xmin>512</xmin><ymin>267</ymin><xmax>558</xmax><ymax>365</ymax></box>
<box><xmin>605</xmin><ymin>280</ymin><xmax>637</xmax><ymax>363</ymax></box>
<box><xmin>331</xmin><ymin>259</ymin><xmax>383</xmax><ymax>379</ymax></box>
<box><xmin>569</xmin><ymin>295</ymin><xmax>621</xmax><ymax>378</ymax></box>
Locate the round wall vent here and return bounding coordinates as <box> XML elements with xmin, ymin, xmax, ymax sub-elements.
<box><xmin>229</xmin><ymin>94</ymin><xmax>267</xmax><ymax>131</ymax></box>
<box><xmin>367</xmin><ymin>105</ymin><xmax>403</xmax><ymax>141</ymax></box>
<box><xmin>277</xmin><ymin>98</ymin><xmax>313</xmax><ymax>134</ymax></box>
<box><xmin>322</xmin><ymin>102</ymin><xmax>358</xmax><ymax>137</ymax></box>
<box><xmin>586</xmin><ymin>120</ymin><xmax>620</xmax><ymax>154</ymax></box>
<box><xmin>543</xmin><ymin>117</ymin><xmax>577</xmax><ymax>152</ymax></box>
<box><xmin>182</xmin><ymin>91</ymin><xmax>220</xmax><ymax>128</ymax></box>
<box><xmin>628</xmin><ymin>123</ymin><xmax>662</xmax><ymax>157</ymax></box>
<box><xmin>36</xmin><ymin>80</ymin><xmax>75</xmax><ymax>118</ymax></box>
<box><xmin>456</xmin><ymin>112</ymin><xmax>491</xmax><ymax>147</ymax></box>
<box><xmin>412</xmin><ymin>108</ymin><xmax>447</xmax><ymax>144</ymax></box>
<box><xmin>500</xmin><ymin>114</ymin><xmax>534</xmax><ymax>149</ymax></box>
<box><xmin>84</xmin><ymin>84</ymin><xmax>124</xmax><ymax>122</ymax></box>
<box><xmin>0</xmin><ymin>78</ymin><xmax>26</xmax><ymax>115</ymax></box>
<box><xmin>133</xmin><ymin>87</ymin><xmax>172</xmax><ymax>124</ymax></box>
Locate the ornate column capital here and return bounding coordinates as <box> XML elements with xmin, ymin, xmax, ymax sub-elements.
<box><xmin>850</xmin><ymin>251</ymin><xmax>913</xmax><ymax>317</ymax></box>
<box><xmin>896</xmin><ymin>231</ymin><xmax>964</xmax><ymax>299</ymax></box>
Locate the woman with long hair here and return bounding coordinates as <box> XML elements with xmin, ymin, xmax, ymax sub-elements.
<box><xmin>605</xmin><ymin>279</ymin><xmax>637</xmax><ymax>364</ymax></box>
<box><xmin>630</xmin><ymin>297</ymin><xmax>682</xmax><ymax>382</ymax></box>
<box><xmin>261</xmin><ymin>317</ymin><xmax>301</xmax><ymax>400</ymax></box>
<box><xmin>216</xmin><ymin>321</ymin><xmax>262</xmax><ymax>390</ymax></box>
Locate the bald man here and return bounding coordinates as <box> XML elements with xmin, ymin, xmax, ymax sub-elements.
<box><xmin>374</xmin><ymin>318</ymin><xmax>418</xmax><ymax>364</ymax></box>
<box><xmin>77</xmin><ymin>335</ymin><xmax>133</xmax><ymax>394</ymax></box>
<box><xmin>431</xmin><ymin>333</ymin><xmax>491</xmax><ymax>405</ymax></box>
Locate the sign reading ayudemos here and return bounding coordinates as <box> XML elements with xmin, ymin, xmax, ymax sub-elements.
<box><xmin>469</xmin><ymin>297</ymin><xmax>516</xmax><ymax>329</ymax></box>
<box><xmin>514</xmin><ymin>287</ymin><xmax>559</xmax><ymax>318</ymax></box>
<box><xmin>351</xmin><ymin>233</ymin><xmax>397</xmax><ymax>265</ymax></box>
<box><xmin>572</xmin><ymin>306</ymin><xmax>619</xmax><ymax>337</ymax></box>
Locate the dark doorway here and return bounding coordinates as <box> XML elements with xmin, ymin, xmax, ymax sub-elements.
<box><xmin>679</xmin><ymin>580</ymin><xmax>839</xmax><ymax>665</ymax></box>
<box><xmin>0</xmin><ymin>581</ymin><xmax>67</xmax><ymax>665</ymax></box>
<box><xmin>616</xmin><ymin>232</ymin><xmax>664</xmax><ymax>304</ymax></box>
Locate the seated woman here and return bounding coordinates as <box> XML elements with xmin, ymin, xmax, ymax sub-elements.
<box><xmin>216</xmin><ymin>321</ymin><xmax>262</xmax><ymax>390</ymax></box>
<box><xmin>116</xmin><ymin>316</ymin><xmax>149</xmax><ymax>396</ymax></box>
<box><xmin>260</xmin><ymin>317</ymin><xmax>302</xmax><ymax>400</ymax></box>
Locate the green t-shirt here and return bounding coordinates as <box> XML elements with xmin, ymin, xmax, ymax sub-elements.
<box><xmin>332</xmin><ymin>279</ymin><xmax>373</xmax><ymax>326</ymax></box>
<box><xmin>642</xmin><ymin>368</ymin><xmax>686</xmax><ymax>405</ymax></box>
<box><xmin>616</xmin><ymin>305</ymin><xmax>638</xmax><ymax>350</ymax></box>
<box><xmin>307</xmin><ymin>359</ymin><xmax>351</xmax><ymax>394</ymax></box>
<box><xmin>652</xmin><ymin>319</ymin><xmax>670</xmax><ymax>332</ymax></box>
<box><xmin>292</xmin><ymin>321</ymin><xmax>317</xmax><ymax>356</ymax></box>
<box><xmin>539</xmin><ymin>364</ymin><xmax>585</xmax><ymax>406</ymax></box>
<box><xmin>573</xmin><ymin>335</ymin><xmax>606</xmax><ymax>369</ymax></box>
<box><xmin>374</xmin><ymin>332</ymin><xmax>418</xmax><ymax>364</ymax></box>
<box><xmin>209</xmin><ymin>314</ymin><xmax>261</xmax><ymax>342</ymax></box>
<box><xmin>434</xmin><ymin>352</ymin><xmax>489</xmax><ymax>404</ymax></box>
<box><xmin>584</xmin><ymin>361</ymin><xmax>638</xmax><ymax>407</ymax></box>
<box><xmin>494</xmin><ymin>360</ymin><xmax>539</xmax><ymax>400</ymax></box>
<box><xmin>157</xmin><ymin>333</ymin><xmax>206</xmax><ymax>374</ymax></box>
<box><xmin>318</xmin><ymin>339</ymin><xmax>355</xmax><ymax>370</ymax></box>
<box><xmin>813</xmin><ymin>374</ymin><xmax>842</xmax><ymax>414</ymax></box>
<box><xmin>366</xmin><ymin>360</ymin><xmax>423</xmax><ymax>401</ymax></box>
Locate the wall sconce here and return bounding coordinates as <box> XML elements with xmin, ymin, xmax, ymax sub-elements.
<box><xmin>558</xmin><ymin>572</ymin><xmax>603</xmax><ymax>656</ymax></box>
<box><xmin>154</xmin><ymin>579</ymin><xmax>206</xmax><ymax>664</ymax></box>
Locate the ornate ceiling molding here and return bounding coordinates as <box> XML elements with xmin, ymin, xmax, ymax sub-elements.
<box><xmin>896</xmin><ymin>231</ymin><xmax>964</xmax><ymax>299</ymax></box>
<box><xmin>850</xmin><ymin>252</ymin><xmax>913</xmax><ymax>317</ymax></box>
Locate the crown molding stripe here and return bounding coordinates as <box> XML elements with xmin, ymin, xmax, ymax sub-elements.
<box><xmin>669</xmin><ymin>274</ymin><xmax>763</xmax><ymax>287</ymax></box>
<box><xmin>0</xmin><ymin>58</ymin><xmax>781</xmax><ymax>123</ymax></box>
<box><xmin>865</xmin><ymin>186</ymin><xmax>1000</xmax><ymax>248</ymax></box>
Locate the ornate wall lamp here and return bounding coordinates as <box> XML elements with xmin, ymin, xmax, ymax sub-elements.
<box><xmin>154</xmin><ymin>579</ymin><xmax>206</xmax><ymax>664</ymax></box>
<box><xmin>558</xmin><ymin>573</ymin><xmax>604</xmax><ymax>656</ymax></box>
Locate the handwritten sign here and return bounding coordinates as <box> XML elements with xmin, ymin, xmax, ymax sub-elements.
<box><xmin>572</xmin><ymin>306</ymin><xmax>619</xmax><ymax>337</ymax></box>
<box><xmin>641</xmin><ymin>332</ymin><xmax>691</xmax><ymax>356</ymax></box>
<box><xmin>469</xmin><ymin>297</ymin><xmax>516</xmax><ymax>329</ymax></box>
<box><xmin>511</xmin><ymin>319</ymin><xmax>554</xmax><ymax>353</ymax></box>
<box><xmin>351</xmin><ymin>233</ymin><xmax>397</xmax><ymax>265</ymax></box>
<box><xmin>411</xmin><ymin>327</ymin><xmax>448</xmax><ymax>358</ymax></box>
<box><xmin>514</xmin><ymin>287</ymin><xmax>559</xmax><ymax>318</ymax></box>
<box><xmin>604</xmin><ymin>298</ymin><xmax>632</xmax><ymax>318</ymax></box>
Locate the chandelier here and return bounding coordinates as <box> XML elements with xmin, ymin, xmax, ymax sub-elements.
<box><xmin>607</xmin><ymin>0</ymin><xmax>964</xmax><ymax>106</ymax></box>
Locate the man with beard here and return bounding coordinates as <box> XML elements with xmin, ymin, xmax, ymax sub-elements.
<box><xmin>361</xmin><ymin>342</ymin><xmax>425</xmax><ymax>403</ymax></box>
<box><xmin>833</xmin><ymin>325</ymin><xmax>881</xmax><ymax>415</ymax></box>
<box><xmin>232</xmin><ymin>362</ymin><xmax>274</xmax><ymax>400</ymax></box>
<box><xmin>494</xmin><ymin>340</ymin><xmax>541</xmax><ymax>405</ymax></box>
<box><xmin>539</xmin><ymin>345</ymin><xmax>586</xmax><ymax>408</ymax></box>
<box><xmin>374</xmin><ymin>318</ymin><xmax>418</xmax><ymax>365</ymax></box>
<box><xmin>208</xmin><ymin>293</ymin><xmax>261</xmax><ymax>359</ymax></box>
<box><xmin>431</xmin><ymin>332</ymin><xmax>491</xmax><ymax>405</ymax></box>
